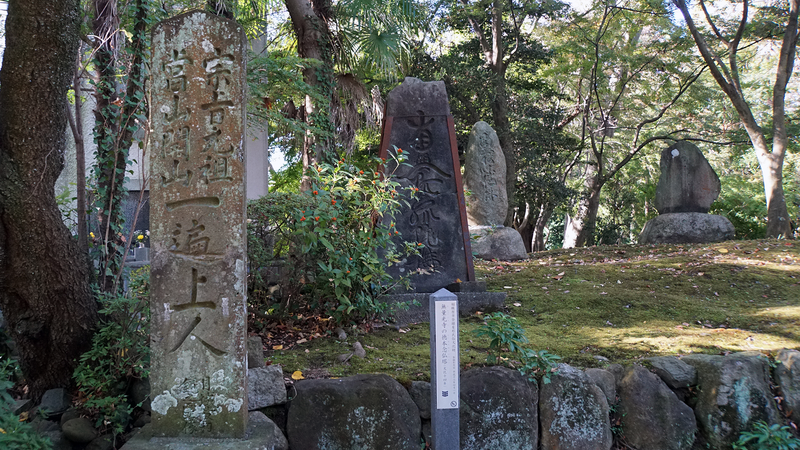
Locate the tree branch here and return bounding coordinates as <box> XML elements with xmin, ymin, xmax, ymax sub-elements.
<box><xmin>459</xmin><ymin>0</ymin><xmax>494</xmax><ymax>64</ymax></box>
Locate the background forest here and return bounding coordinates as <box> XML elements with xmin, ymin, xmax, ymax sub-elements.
<box><xmin>252</xmin><ymin>0</ymin><xmax>800</xmax><ymax>248</ymax></box>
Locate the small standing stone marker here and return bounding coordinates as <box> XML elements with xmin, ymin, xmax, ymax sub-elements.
<box><xmin>149</xmin><ymin>11</ymin><xmax>247</xmax><ymax>438</ymax></box>
<box><xmin>463</xmin><ymin>121</ymin><xmax>527</xmax><ymax>261</ymax></box>
<box><xmin>463</xmin><ymin>121</ymin><xmax>507</xmax><ymax>227</ymax></box>
<box><xmin>429</xmin><ymin>288</ymin><xmax>460</xmax><ymax>449</ymax></box>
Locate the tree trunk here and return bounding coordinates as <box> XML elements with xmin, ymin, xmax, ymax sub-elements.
<box><xmin>531</xmin><ymin>205</ymin><xmax>553</xmax><ymax>252</ymax></box>
<box><xmin>516</xmin><ymin>202</ymin><xmax>535</xmax><ymax>253</ymax></box>
<box><xmin>673</xmin><ymin>0</ymin><xmax>796</xmax><ymax>238</ymax></box>
<box><xmin>490</xmin><ymin>74</ymin><xmax>515</xmax><ymax>226</ymax></box>
<box><xmin>93</xmin><ymin>0</ymin><xmax>126</xmax><ymax>292</ymax></box>
<box><xmin>285</xmin><ymin>0</ymin><xmax>334</xmax><ymax>191</ymax></box>
<box><xmin>564</xmin><ymin>170</ymin><xmax>603</xmax><ymax>248</ymax></box>
<box><xmin>759</xmin><ymin>150</ymin><xmax>792</xmax><ymax>237</ymax></box>
<box><xmin>0</xmin><ymin>0</ymin><xmax>98</xmax><ymax>398</ymax></box>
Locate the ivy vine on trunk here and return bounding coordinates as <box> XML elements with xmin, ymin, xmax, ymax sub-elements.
<box><xmin>91</xmin><ymin>0</ymin><xmax>151</xmax><ymax>292</ymax></box>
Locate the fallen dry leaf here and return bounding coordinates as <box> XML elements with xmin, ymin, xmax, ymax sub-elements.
<box><xmin>291</xmin><ymin>370</ymin><xmax>305</xmax><ymax>380</ymax></box>
<box><xmin>272</xmin><ymin>345</ymin><xmax>283</xmax><ymax>350</ymax></box>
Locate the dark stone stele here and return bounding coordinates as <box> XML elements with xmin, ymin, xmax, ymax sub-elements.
<box><xmin>655</xmin><ymin>141</ymin><xmax>721</xmax><ymax>214</ymax></box>
<box><xmin>378</xmin><ymin>78</ymin><xmax>505</xmax><ymax>320</ymax></box>
<box><xmin>381</xmin><ymin>77</ymin><xmax>471</xmax><ymax>293</ymax></box>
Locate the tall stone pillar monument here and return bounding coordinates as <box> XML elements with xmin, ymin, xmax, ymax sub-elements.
<box><xmin>149</xmin><ymin>11</ymin><xmax>247</xmax><ymax>438</ymax></box>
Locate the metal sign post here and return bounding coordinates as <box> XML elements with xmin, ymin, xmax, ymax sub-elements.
<box><xmin>429</xmin><ymin>288</ymin><xmax>460</xmax><ymax>449</ymax></box>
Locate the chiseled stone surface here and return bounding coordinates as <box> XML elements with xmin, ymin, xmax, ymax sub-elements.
<box><xmin>774</xmin><ymin>349</ymin><xmax>800</xmax><ymax>425</ymax></box>
<box><xmin>149</xmin><ymin>11</ymin><xmax>248</xmax><ymax>438</ymax></box>
<box><xmin>286</xmin><ymin>374</ymin><xmax>421</xmax><ymax>450</ymax></box>
<box><xmin>40</xmin><ymin>388</ymin><xmax>71</xmax><ymax>415</ymax></box>
<box><xmin>121</xmin><ymin>412</ymin><xmax>287</xmax><ymax>450</ymax></box>
<box><xmin>618</xmin><ymin>365</ymin><xmax>696</xmax><ymax>450</ymax></box>
<box><xmin>681</xmin><ymin>352</ymin><xmax>780</xmax><ymax>449</ymax></box>
<box><xmin>469</xmin><ymin>225</ymin><xmax>528</xmax><ymax>261</ymax></box>
<box><xmin>408</xmin><ymin>381</ymin><xmax>432</xmax><ymax>420</ymax></box>
<box><xmin>382</xmin><ymin>77</ymin><xmax>472</xmax><ymax>292</ymax></box>
<box><xmin>247</xmin><ymin>336</ymin><xmax>264</xmax><ymax>369</ymax></box>
<box><xmin>464</xmin><ymin>121</ymin><xmax>507</xmax><ymax>227</ymax></box>
<box><xmin>460</xmin><ymin>366</ymin><xmax>539</xmax><ymax>450</ymax></box>
<box><xmin>247</xmin><ymin>365</ymin><xmax>286</xmax><ymax>410</ymax></box>
<box><xmin>584</xmin><ymin>368</ymin><xmax>616</xmax><ymax>406</ymax></box>
<box><xmin>539</xmin><ymin>364</ymin><xmax>611</xmax><ymax>450</ymax></box>
<box><xmin>655</xmin><ymin>141</ymin><xmax>721</xmax><ymax>214</ymax></box>
<box><xmin>645</xmin><ymin>356</ymin><xmax>697</xmax><ymax>389</ymax></box>
<box><xmin>62</xmin><ymin>418</ymin><xmax>98</xmax><ymax>444</ymax></box>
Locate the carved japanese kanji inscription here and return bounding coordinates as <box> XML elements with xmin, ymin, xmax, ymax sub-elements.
<box><xmin>380</xmin><ymin>78</ymin><xmax>474</xmax><ymax>292</ymax></box>
<box><xmin>149</xmin><ymin>11</ymin><xmax>247</xmax><ymax>438</ymax></box>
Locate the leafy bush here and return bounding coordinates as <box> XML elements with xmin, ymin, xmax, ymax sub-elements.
<box><xmin>474</xmin><ymin>312</ymin><xmax>529</xmax><ymax>363</ymax></box>
<box><xmin>247</xmin><ymin>152</ymin><xmax>419</xmax><ymax>325</ymax></box>
<box><xmin>0</xmin><ymin>357</ymin><xmax>52</xmax><ymax>449</ymax></box>
<box><xmin>73</xmin><ymin>267</ymin><xmax>150</xmax><ymax>434</ymax></box>
<box><xmin>732</xmin><ymin>421</ymin><xmax>800</xmax><ymax>450</ymax></box>
<box><xmin>475</xmin><ymin>312</ymin><xmax>561</xmax><ymax>383</ymax></box>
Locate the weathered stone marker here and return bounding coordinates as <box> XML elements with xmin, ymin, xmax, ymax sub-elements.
<box><xmin>377</xmin><ymin>79</ymin><xmax>507</xmax><ymax>325</ymax></box>
<box><xmin>463</xmin><ymin>121</ymin><xmax>507</xmax><ymax>227</ymax></box>
<box><xmin>429</xmin><ymin>288</ymin><xmax>460</xmax><ymax>449</ymax></box>
<box><xmin>463</xmin><ymin>121</ymin><xmax>527</xmax><ymax>261</ymax></box>
<box><xmin>639</xmin><ymin>141</ymin><xmax>734</xmax><ymax>244</ymax></box>
<box><xmin>149</xmin><ymin>11</ymin><xmax>247</xmax><ymax>438</ymax></box>
<box><xmin>655</xmin><ymin>141</ymin><xmax>721</xmax><ymax>214</ymax></box>
<box><xmin>379</xmin><ymin>77</ymin><xmax>474</xmax><ymax>292</ymax></box>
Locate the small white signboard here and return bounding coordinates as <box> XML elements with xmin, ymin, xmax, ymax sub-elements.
<box><xmin>434</xmin><ymin>299</ymin><xmax>459</xmax><ymax>409</ymax></box>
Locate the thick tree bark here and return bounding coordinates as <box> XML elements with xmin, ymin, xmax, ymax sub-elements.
<box><xmin>285</xmin><ymin>0</ymin><xmax>334</xmax><ymax>191</ymax></box>
<box><xmin>531</xmin><ymin>205</ymin><xmax>553</xmax><ymax>252</ymax></box>
<box><xmin>516</xmin><ymin>202</ymin><xmax>535</xmax><ymax>253</ymax></box>
<box><xmin>564</xmin><ymin>167</ymin><xmax>603</xmax><ymax>248</ymax></box>
<box><xmin>516</xmin><ymin>201</ymin><xmax>553</xmax><ymax>252</ymax></box>
<box><xmin>0</xmin><ymin>0</ymin><xmax>98</xmax><ymax>398</ymax></box>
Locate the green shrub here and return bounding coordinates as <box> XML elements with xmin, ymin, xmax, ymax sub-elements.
<box><xmin>73</xmin><ymin>267</ymin><xmax>150</xmax><ymax>434</ymax></box>
<box><xmin>732</xmin><ymin>421</ymin><xmax>800</xmax><ymax>450</ymax></box>
<box><xmin>247</xmin><ymin>152</ymin><xmax>419</xmax><ymax>325</ymax></box>
<box><xmin>475</xmin><ymin>312</ymin><xmax>561</xmax><ymax>383</ymax></box>
<box><xmin>0</xmin><ymin>357</ymin><xmax>51</xmax><ymax>449</ymax></box>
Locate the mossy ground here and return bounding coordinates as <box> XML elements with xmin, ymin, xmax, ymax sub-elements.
<box><xmin>261</xmin><ymin>239</ymin><xmax>800</xmax><ymax>380</ymax></box>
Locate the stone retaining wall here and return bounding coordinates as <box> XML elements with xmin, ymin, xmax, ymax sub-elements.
<box><xmin>25</xmin><ymin>350</ymin><xmax>800</xmax><ymax>449</ymax></box>
<box><xmin>250</xmin><ymin>350</ymin><xmax>800</xmax><ymax>450</ymax></box>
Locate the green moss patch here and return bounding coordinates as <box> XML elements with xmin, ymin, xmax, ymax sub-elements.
<box><xmin>264</xmin><ymin>239</ymin><xmax>800</xmax><ymax>380</ymax></box>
